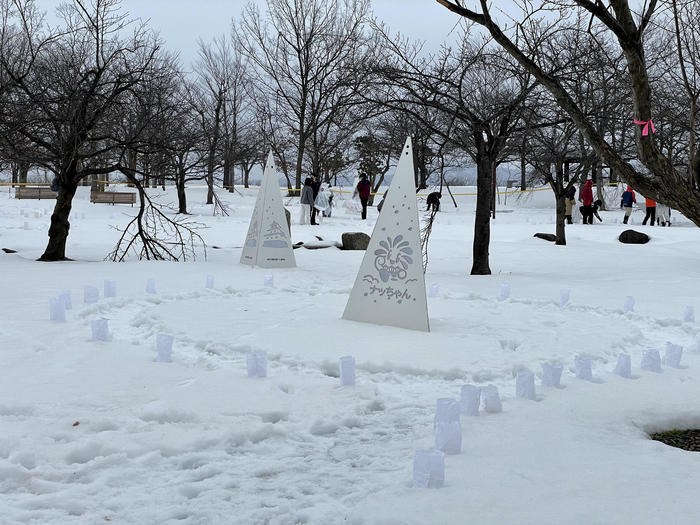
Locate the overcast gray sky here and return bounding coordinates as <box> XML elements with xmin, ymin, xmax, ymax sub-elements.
<box><xmin>39</xmin><ymin>0</ymin><xmax>467</xmax><ymax>65</ymax></box>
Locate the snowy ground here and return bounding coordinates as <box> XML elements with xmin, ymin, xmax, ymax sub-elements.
<box><xmin>1</xmin><ymin>183</ymin><xmax>700</xmax><ymax>524</ymax></box>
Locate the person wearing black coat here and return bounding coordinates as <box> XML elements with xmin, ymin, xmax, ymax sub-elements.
<box><xmin>564</xmin><ymin>185</ymin><xmax>576</xmax><ymax>224</ymax></box>
<box><xmin>426</xmin><ymin>192</ymin><xmax>441</xmax><ymax>213</ymax></box>
<box><xmin>307</xmin><ymin>175</ymin><xmax>321</xmax><ymax>225</ymax></box>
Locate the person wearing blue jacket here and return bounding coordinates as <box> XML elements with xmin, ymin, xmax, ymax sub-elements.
<box><xmin>620</xmin><ymin>186</ymin><xmax>636</xmax><ymax>224</ymax></box>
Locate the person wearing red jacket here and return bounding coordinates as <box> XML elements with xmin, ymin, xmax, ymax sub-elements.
<box><xmin>579</xmin><ymin>179</ymin><xmax>595</xmax><ymax>224</ymax></box>
<box><xmin>642</xmin><ymin>197</ymin><xmax>656</xmax><ymax>226</ymax></box>
<box><xmin>355</xmin><ymin>174</ymin><xmax>371</xmax><ymax>220</ymax></box>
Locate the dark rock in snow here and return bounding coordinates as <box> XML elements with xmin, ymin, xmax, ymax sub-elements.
<box><xmin>2</xmin><ymin>248</ymin><xmax>17</xmax><ymax>253</ymax></box>
<box><xmin>533</xmin><ymin>233</ymin><xmax>557</xmax><ymax>242</ymax></box>
<box><xmin>341</xmin><ymin>232</ymin><xmax>370</xmax><ymax>250</ymax></box>
<box><xmin>619</xmin><ymin>229</ymin><xmax>650</xmax><ymax>244</ymax></box>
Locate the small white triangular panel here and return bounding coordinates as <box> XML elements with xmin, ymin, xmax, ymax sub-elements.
<box><xmin>240</xmin><ymin>151</ymin><xmax>295</xmax><ymax>268</ymax></box>
<box><xmin>342</xmin><ymin>137</ymin><xmax>429</xmax><ymax>331</ymax></box>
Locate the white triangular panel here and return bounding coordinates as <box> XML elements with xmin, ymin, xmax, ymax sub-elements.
<box><xmin>342</xmin><ymin>137</ymin><xmax>429</xmax><ymax>331</ymax></box>
<box><xmin>240</xmin><ymin>151</ymin><xmax>295</xmax><ymax>268</ymax></box>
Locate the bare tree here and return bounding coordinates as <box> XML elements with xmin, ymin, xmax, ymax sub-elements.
<box><xmin>0</xmin><ymin>0</ymin><xmax>169</xmax><ymax>260</ymax></box>
<box><xmin>239</xmin><ymin>0</ymin><xmax>371</xmax><ymax>190</ymax></box>
<box><xmin>189</xmin><ymin>36</ymin><xmax>233</xmax><ymax>205</ymax></box>
<box><xmin>435</xmin><ymin>0</ymin><xmax>700</xmax><ymax>226</ymax></box>
<box><xmin>369</xmin><ymin>27</ymin><xmax>534</xmax><ymax>274</ymax></box>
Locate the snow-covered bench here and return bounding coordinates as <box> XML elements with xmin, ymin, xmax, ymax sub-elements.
<box><xmin>14</xmin><ymin>187</ymin><xmax>57</xmax><ymax>200</ymax></box>
<box><xmin>90</xmin><ymin>191</ymin><xmax>136</xmax><ymax>206</ymax></box>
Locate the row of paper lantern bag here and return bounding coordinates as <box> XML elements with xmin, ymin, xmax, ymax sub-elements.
<box><xmin>414</xmin><ymin>341</ymin><xmax>696</xmax><ymax>489</ymax></box>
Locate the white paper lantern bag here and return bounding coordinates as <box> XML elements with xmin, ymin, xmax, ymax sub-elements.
<box><xmin>146</xmin><ymin>278</ymin><xmax>157</xmax><ymax>294</ymax></box>
<box><xmin>413</xmin><ymin>449</ymin><xmax>445</xmax><ymax>488</ymax></box>
<box><xmin>516</xmin><ymin>371</ymin><xmax>536</xmax><ymax>400</ymax></box>
<box><xmin>91</xmin><ymin>319</ymin><xmax>109</xmax><ymax>341</ymax></box>
<box><xmin>434</xmin><ymin>421</ymin><xmax>461</xmax><ymax>454</ymax></box>
<box><xmin>246</xmin><ymin>351</ymin><xmax>267</xmax><ymax>378</ymax></box>
<box><xmin>206</xmin><ymin>275</ymin><xmax>215</xmax><ymax>289</ymax></box>
<box><xmin>49</xmin><ymin>297</ymin><xmax>66</xmax><ymax>322</ymax></box>
<box><xmin>264</xmin><ymin>274</ymin><xmax>274</xmax><ymax>288</ymax></box>
<box><xmin>683</xmin><ymin>306</ymin><xmax>695</xmax><ymax>323</ymax></box>
<box><xmin>480</xmin><ymin>385</ymin><xmax>502</xmax><ymax>413</ymax></box>
<box><xmin>460</xmin><ymin>385</ymin><xmax>480</xmax><ymax>416</ymax></box>
<box><xmin>59</xmin><ymin>290</ymin><xmax>72</xmax><ymax>310</ymax></box>
<box><xmin>541</xmin><ymin>363</ymin><xmax>563</xmax><ymax>387</ymax></box>
<box><xmin>434</xmin><ymin>398</ymin><xmax>460</xmax><ymax>426</ymax></box>
<box><xmin>156</xmin><ymin>333</ymin><xmax>174</xmax><ymax>363</ymax></box>
<box><xmin>614</xmin><ymin>354</ymin><xmax>632</xmax><ymax>378</ymax></box>
<box><xmin>641</xmin><ymin>349</ymin><xmax>662</xmax><ymax>373</ymax></box>
<box><xmin>559</xmin><ymin>288</ymin><xmax>571</xmax><ymax>307</ymax></box>
<box><xmin>623</xmin><ymin>296</ymin><xmax>635</xmax><ymax>313</ymax></box>
<box><xmin>104</xmin><ymin>280</ymin><xmax>117</xmax><ymax>299</ymax></box>
<box><xmin>574</xmin><ymin>358</ymin><xmax>593</xmax><ymax>381</ymax></box>
<box><xmin>499</xmin><ymin>283</ymin><xmax>511</xmax><ymax>301</ymax></box>
<box><xmin>84</xmin><ymin>285</ymin><xmax>99</xmax><ymax>304</ymax></box>
<box><xmin>428</xmin><ymin>284</ymin><xmax>440</xmax><ymax>298</ymax></box>
<box><xmin>664</xmin><ymin>343</ymin><xmax>683</xmax><ymax>369</ymax></box>
<box><xmin>339</xmin><ymin>355</ymin><xmax>355</xmax><ymax>386</ymax></box>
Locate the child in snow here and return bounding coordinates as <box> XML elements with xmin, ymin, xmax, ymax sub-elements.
<box><xmin>313</xmin><ymin>185</ymin><xmax>330</xmax><ymax>224</ymax></box>
<box><xmin>620</xmin><ymin>186</ymin><xmax>636</xmax><ymax>224</ymax></box>
<box><xmin>657</xmin><ymin>203</ymin><xmax>671</xmax><ymax>226</ymax></box>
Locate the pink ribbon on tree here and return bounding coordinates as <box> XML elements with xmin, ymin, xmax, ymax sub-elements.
<box><xmin>634</xmin><ymin>119</ymin><xmax>656</xmax><ymax>136</ymax></box>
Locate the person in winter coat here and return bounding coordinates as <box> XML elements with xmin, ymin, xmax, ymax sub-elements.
<box><xmin>355</xmin><ymin>174</ymin><xmax>371</xmax><ymax>220</ymax></box>
<box><xmin>300</xmin><ymin>177</ymin><xmax>315</xmax><ymax>225</ymax></box>
<box><xmin>592</xmin><ymin>199</ymin><xmax>603</xmax><ymax>222</ymax></box>
<box><xmin>322</xmin><ymin>186</ymin><xmax>334</xmax><ymax>217</ymax></box>
<box><xmin>426</xmin><ymin>192</ymin><xmax>442</xmax><ymax>213</ymax></box>
<box><xmin>579</xmin><ymin>179</ymin><xmax>594</xmax><ymax>224</ymax></box>
<box><xmin>657</xmin><ymin>203</ymin><xmax>671</xmax><ymax>226</ymax></box>
<box><xmin>620</xmin><ymin>185</ymin><xmax>636</xmax><ymax>224</ymax></box>
<box><xmin>564</xmin><ymin>185</ymin><xmax>576</xmax><ymax>224</ymax></box>
<box><xmin>642</xmin><ymin>197</ymin><xmax>656</xmax><ymax>226</ymax></box>
<box><xmin>313</xmin><ymin>184</ymin><xmax>330</xmax><ymax>224</ymax></box>
<box><xmin>310</xmin><ymin>176</ymin><xmax>322</xmax><ymax>224</ymax></box>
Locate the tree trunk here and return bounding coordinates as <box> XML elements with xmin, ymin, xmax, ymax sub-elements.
<box><xmin>554</xmin><ymin>165</ymin><xmax>566</xmax><ymax>245</ymax></box>
<box><xmin>244</xmin><ymin>164</ymin><xmax>251</xmax><ymax>188</ymax></box>
<box><xmin>555</xmin><ymin>192</ymin><xmax>566</xmax><ymax>245</ymax></box>
<box><xmin>206</xmin><ymin>151</ymin><xmax>215</xmax><ymax>205</ymax></box>
<box><xmin>38</xmin><ymin>180</ymin><xmax>78</xmax><ymax>261</ymax></box>
<box><xmin>471</xmin><ymin>148</ymin><xmax>492</xmax><ymax>275</ymax></box>
<box><xmin>594</xmin><ymin>161</ymin><xmax>606</xmax><ymax>210</ymax></box>
<box><xmin>520</xmin><ymin>139</ymin><xmax>527</xmax><ymax>190</ymax></box>
<box><xmin>294</xmin><ymin>145</ymin><xmax>304</xmax><ymax>193</ymax></box>
<box><xmin>223</xmin><ymin>155</ymin><xmax>231</xmax><ymax>191</ymax></box>
<box><xmin>19</xmin><ymin>162</ymin><xmax>28</xmax><ymax>184</ymax></box>
<box><xmin>176</xmin><ymin>174</ymin><xmax>187</xmax><ymax>214</ymax></box>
